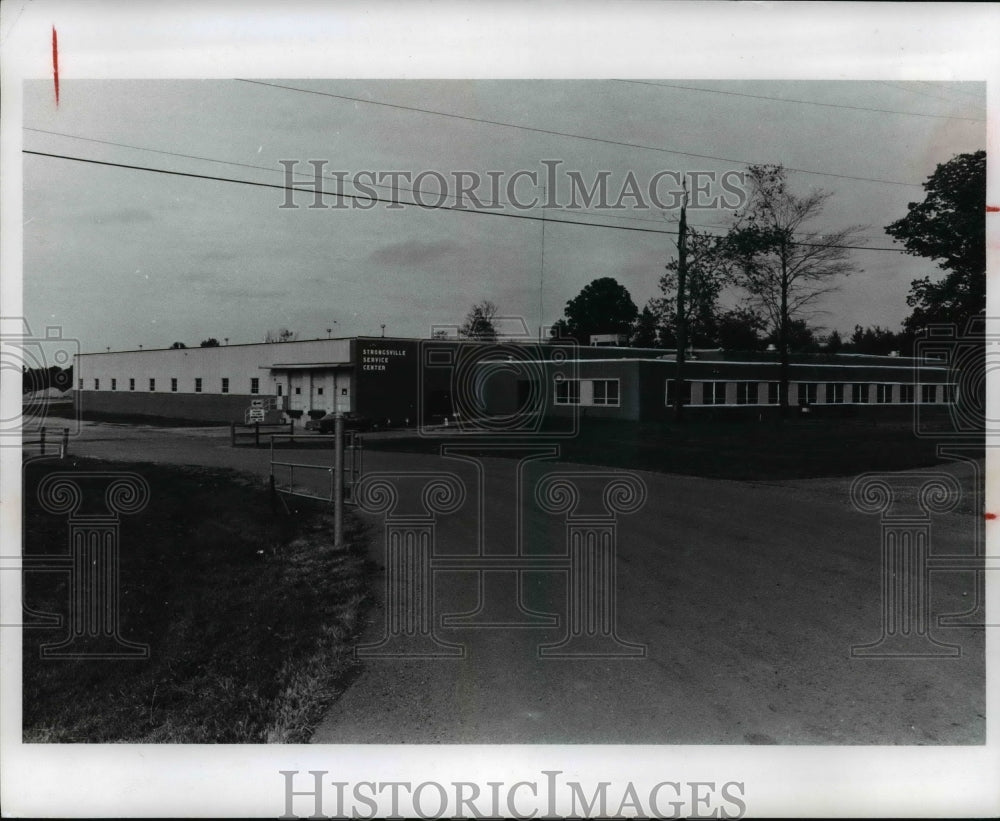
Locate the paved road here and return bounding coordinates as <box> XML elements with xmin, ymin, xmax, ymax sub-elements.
<box><xmin>54</xmin><ymin>421</ymin><xmax>986</xmax><ymax>744</ymax></box>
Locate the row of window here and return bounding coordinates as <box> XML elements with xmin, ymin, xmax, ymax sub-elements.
<box><xmin>82</xmin><ymin>377</ymin><xmax>259</xmax><ymax>394</ymax></box>
<box><xmin>555</xmin><ymin>378</ymin><xmax>620</xmax><ymax>407</ymax></box>
<box><xmin>551</xmin><ymin>378</ymin><xmax>954</xmax><ymax>409</ymax></box>
<box><xmin>79</xmin><ymin>378</ymin><xmax>348</xmax><ymax>398</ymax></box>
<box><xmin>663</xmin><ymin>380</ymin><xmax>954</xmax><ymax>407</ymax></box>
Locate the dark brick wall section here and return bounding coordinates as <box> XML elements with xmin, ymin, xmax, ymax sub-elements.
<box><xmin>77</xmin><ymin>391</ymin><xmax>276</xmax><ymax>423</ymax></box>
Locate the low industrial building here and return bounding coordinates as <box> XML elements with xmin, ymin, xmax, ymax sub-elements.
<box><xmin>73</xmin><ymin>336</ymin><xmax>956</xmax><ymax>427</ymax></box>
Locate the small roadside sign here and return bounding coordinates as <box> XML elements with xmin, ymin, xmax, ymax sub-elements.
<box><xmin>251</xmin><ymin>399</ymin><xmax>265</xmax><ymax>409</ymax></box>
<box><xmin>248</xmin><ymin>408</ymin><xmax>266</xmax><ymax>422</ymax></box>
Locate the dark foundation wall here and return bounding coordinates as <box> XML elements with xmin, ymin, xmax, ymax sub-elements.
<box><xmin>76</xmin><ymin>390</ymin><xmax>277</xmax><ymax>423</ymax></box>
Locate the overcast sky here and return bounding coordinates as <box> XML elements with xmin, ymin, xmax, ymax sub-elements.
<box><xmin>22</xmin><ymin>78</ymin><xmax>984</xmax><ymax>352</ymax></box>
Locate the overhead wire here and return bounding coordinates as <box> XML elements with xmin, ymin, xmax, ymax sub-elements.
<box><xmin>24</xmin><ymin>126</ymin><xmax>688</xmax><ymax>229</ymax></box>
<box><xmin>618</xmin><ymin>79</ymin><xmax>985</xmax><ymax>122</ymax></box>
<box><xmin>24</xmin><ymin>149</ymin><xmax>910</xmax><ymax>252</ymax></box>
<box><xmin>235</xmin><ymin>79</ymin><xmax>925</xmax><ymax>188</ymax></box>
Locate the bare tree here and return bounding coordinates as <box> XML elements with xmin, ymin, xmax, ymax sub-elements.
<box><xmin>725</xmin><ymin>164</ymin><xmax>866</xmax><ymax>412</ymax></box>
<box><xmin>459</xmin><ymin>300</ymin><xmax>499</xmax><ymax>341</ymax></box>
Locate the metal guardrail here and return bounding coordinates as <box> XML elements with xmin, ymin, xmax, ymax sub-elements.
<box><xmin>230</xmin><ymin>420</ymin><xmax>295</xmax><ymax>448</ymax></box>
<box><xmin>24</xmin><ymin>427</ymin><xmax>70</xmax><ymax>458</ymax></box>
<box><xmin>268</xmin><ymin>419</ymin><xmax>363</xmax><ymax>546</ymax></box>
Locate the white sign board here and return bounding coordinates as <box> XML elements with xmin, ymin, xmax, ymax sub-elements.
<box><xmin>247</xmin><ymin>408</ymin><xmax>266</xmax><ymax>422</ymax></box>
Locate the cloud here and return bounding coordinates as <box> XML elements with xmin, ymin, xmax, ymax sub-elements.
<box><xmin>367</xmin><ymin>239</ymin><xmax>460</xmax><ymax>267</ymax></box>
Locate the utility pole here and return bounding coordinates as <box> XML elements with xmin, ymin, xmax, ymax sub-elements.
<box><xmin>672</xmin><ymin>185</ymin><xmax>689</xmax><ymax>421</ymax></box>
<box><xmin>778</xmin><ymin>233</ymin><xmax>790</xmax><ymax>416</ymax></box>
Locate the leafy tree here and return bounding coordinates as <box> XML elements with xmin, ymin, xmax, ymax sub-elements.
<box><xmin>22</xmin><ymin>365</ymin><xmax>71</xmax><ymax>394</ymax></box>
<box><xmin>459</xmin><ymin>300</ymin><xmax>499</xmax><ymax>341</ymax></box>
<box><xmin>557</xmin><ymin>277</ymin><xmax>638</xmax><ymax>344</ymax></box>
<box><xmin>170</xmin><ymin>341</ymin><xmax>187</xmax><ymax>349</ymax></box>
<box><xmin>724</xmin><ymin>164</ymin><xmax>866</xmax><ymax>410</ymax></box>
<box><xmin>764</xmin><ymin>318</ymin><xmax>819</xmax><ymax>353</ymax></box>
<box><xmin>848</xmin><ymin>324</ymin><xmax>911</xmax><ymax>356</ymax></box>
<box><xmin>199</xmin><ymin>338</ymin><xmax>221</xmax><ymax>347</ymax></box>
<box><xmin>51</xmin><ymin>365</ymin><xmax>73</xmax><ymax>392</ymax></box>
<box><xmin>658</xmin><ymin>228</ymin><xmax>734</xmax><ymax>347</ymax></box>
<box><xmin>716</xmin><ymin>307</ymin><xmax>766</xmax><ymax>351</ymax></box>
<box><xmin>885</xmin><ymin>150</ymin><xmax>985</xmax><ymax>334</ymax></box>
<box><xmin>630</xmin><ymin>304</ymin><xmax>662</xmax><ymax>348</ymax></box>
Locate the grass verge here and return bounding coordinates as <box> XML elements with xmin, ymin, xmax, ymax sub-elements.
<box><xmin>22</xmin><ymin>457</ymin><xmax>370</xmax><ymax>743</ymax></box>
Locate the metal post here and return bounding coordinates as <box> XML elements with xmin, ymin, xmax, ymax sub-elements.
<box><xmin>230</xmin><ymin>422</ymin><xmax>236</xmax><ymax>447</ymax></box>
<box><xmin>289</xmin><ymin>419</ymin><xmax>294</xmax><ymax>437</ymax></box>
<box><xmin>334</xmin><ymin>413</ymin><xmax>344</xmax><ymax>547</ymax></box>
<box><xmin>254</xmin><ymin>422</ymin><xmax>260</xmax><ymax>448</ymax></box>
<box><xmin>39</xmin><ymin>427</ymin><xmax>46</xmax><ymax>455</ymax></box>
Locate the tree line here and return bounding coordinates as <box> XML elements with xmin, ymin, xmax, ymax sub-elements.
<box><xmin>458</xmin><ymin>151</ymin><xmax>984</xmax><ymax>361</ymax></box>
<box><xmin>23</xmin><ymin>365</ymin><xmax>73</xmax><ymax>394</ymax></box>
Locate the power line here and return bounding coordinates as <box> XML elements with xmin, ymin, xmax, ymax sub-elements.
<box><xmin>235</xmin><ymin>79</ymin><xmax>924</xmax><ymax>188</ymax></box>
<box><xmin>23</xmin><ymin>149</ymin><xmax>910</xmax><ymax>252</ymax></box>
<box><xmin>24</xmin><ymin>126</ymin><xmax>681</xmax><ymax>229</ymax></box>
<box><xmin>873</xmin><ymin>80</ymin><xmax>984</xmax><ymax>108</ymax></box>
<box><xmin>619</xmin><ymin>79</ymin><xmax>985</xmax><ymax>122</ymax></box>
<box><xmin>915</xmin><ymin>80</ymin><xmax>986</xmax><ymax>101</ymax></box>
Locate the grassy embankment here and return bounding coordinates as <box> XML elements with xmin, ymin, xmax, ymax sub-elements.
<box><xmin>22</xmin><ymin>457</ymin><xmax>370</xmax><ymax>742</ymax></box>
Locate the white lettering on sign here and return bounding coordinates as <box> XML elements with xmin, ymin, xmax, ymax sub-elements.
<box><xmin>361</xmin><ymin>347</ymin><xmax>407</xmax><ymax>372</ymax></box>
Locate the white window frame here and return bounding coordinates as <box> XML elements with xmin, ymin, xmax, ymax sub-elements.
<box><xmin>591</xmin><ymin>379</ymin><xmax>620</xmax><ymax>407</ymax></box>
<box><xmin>696</xmin><ymin>380</ymin><xmax>728</xmax><ymax>406</ymax></box>
<box><xmin>735</xmin><ymin>382</ymin><xmax>755</xmax><ymax>405</ymax></box>
<box><xmin>554</xmin><ymin>378</ymin><xmax>581</xmax><ymax>405</ymax></box>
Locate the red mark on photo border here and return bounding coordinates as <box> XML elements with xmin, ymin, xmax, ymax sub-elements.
<box><xmin>52</xmin><ymin>26</ymin><xmax>59</xmax><ymax>106</ymax></box>
<box><xmin>987</xmin><ymin>205</ymin><xmax>1000</xmax><ymax>213</ymax></box>
<box><xmin>985</xmin><ymin>512</ymin><xmax>997</xmax><ymax>520</ymax></box>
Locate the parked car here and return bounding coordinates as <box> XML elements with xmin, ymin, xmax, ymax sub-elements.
<box><xmin>304</xmin><ymin>412</ymin><xmax>374</xmax><ymax>433</ymax></box>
